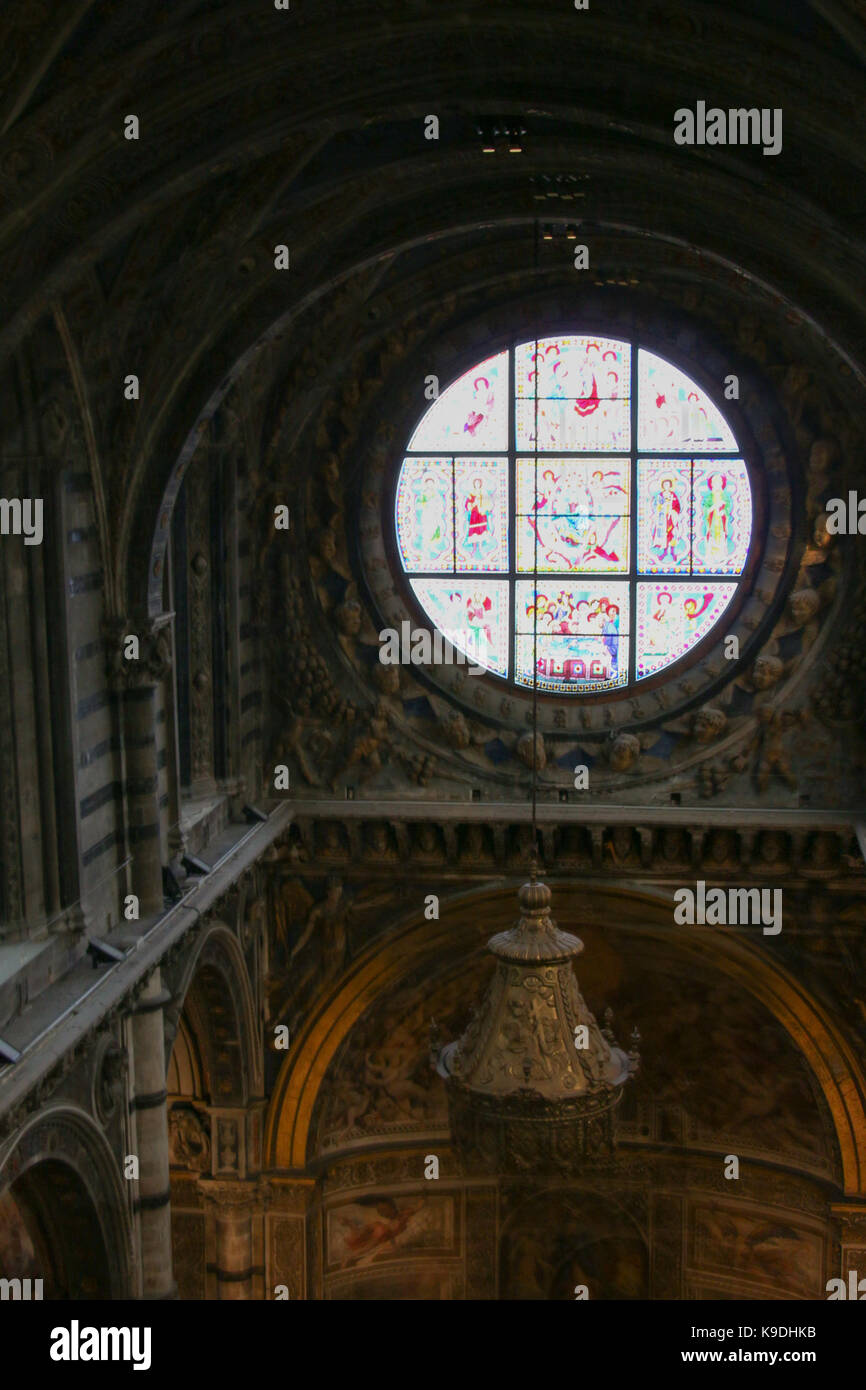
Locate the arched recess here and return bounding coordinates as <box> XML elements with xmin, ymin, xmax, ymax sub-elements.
<box><xmin>265</xmin><ymin>882</ymin><xmax>866</xmax><ymax>1197</ymax></box>
<box><xmin>166</xmin><ymin>922</ymin><xmax>262</xmax><ymax>1299</ymax></box>
<box><xmin>166</xmin><ymin>1013</ymin><xmax>206</xmax><ymax>1101</ymax></box>
<box><xmin>169</xmin><ymin>922</ymin><xmax>260</xmax><ymax>1108</ymax></box>
<box><xmin>0</xmin><ymin>1106</ymin><xmax>132</xmax><ymax>1298</ymax></box>
<box><xmin>499</xmin><ymin>1187</ymin><xmax>650</xmax><ymax>1301</ymax></box>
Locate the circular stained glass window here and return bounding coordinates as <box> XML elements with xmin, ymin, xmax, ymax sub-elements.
<box><xmin>394</xmin><ymin>335</ymin><xmax>753</xmax><ymax>694</ymax></box>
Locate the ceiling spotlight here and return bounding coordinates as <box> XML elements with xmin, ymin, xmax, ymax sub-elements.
<box><xmin>162</xmin><ymin>865</ymin><xmax>184</xmax><ymax>903</ymax></box>
<box><xmin>542</xmin><ymin>224</ymin><xmax>554</xmax><ymax>240</ymax></box>
<box><xmin>87</xmin><ymin>938</ymin><xmax>127</xmax><ymax>968</ymax></box>
<box><xmin>181</xmin><ymin>854</ymin><xmax>210</xmax><ymax>876</ymax></box>
<box><xmin>566</xmin><ymin>224</ymin><xmax>579</xmax><ymax>239</ymax></box>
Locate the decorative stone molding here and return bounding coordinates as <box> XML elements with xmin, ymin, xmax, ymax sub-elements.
<box><xmin>104</xmin><ymin>615</ymin><xmax>173</xmax><ymax>692</ymax></box>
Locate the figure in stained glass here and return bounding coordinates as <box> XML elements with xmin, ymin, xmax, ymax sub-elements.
<box><xmin>458</xmin><ymin>472</ymin><xmax>497</xmax><ymax>569</ymax></box>
<box><xmin>414</xmin><ymin>470</ymin><xmax>450</xmax><ymax>562</ymax></box>
<box><xmin>463</xmin><ymin>475</ymin><xmax>492</xmax><ymax>560</ymax></box>
<box><xmin>463</xmin><ymin>588</ymin><xmax>494</xmax><ymax>653</ymax></box>
<box><xmin>635</xmin><ymin>581</ymin><xmax>737</xmax><ymax>678</ymax></box>
<box><xmin>700</xmin><ymin>472</ymin><xmax>732</xmax><ymax>567</ymax></box>
<box><xmin>602</xmin><ymin>603</ymin><xmax>620</xmax><ymax>670</ymax></box>
<box><xmin>650</xmin><ymin>476</ymin><xmax>686</xmax><ymax>565</ymax></box>
<box><xmin>577</xmin><ymin>521</ymin><xmax>623</xmax><ymax>567</ymax></box>
<box><xmin>683</xmin><ymin>592</ymin><xmax>714</xmax><ymax>621</ymax></box>
<box><xmin>590</xmin><ymin>467</ymin><xmax>628</xmax><ymax>506</ymax></box>
<box><xmin>464</xmin><ymin>373</ymin><xmax>496</xmax><ymax>438</ymax></box>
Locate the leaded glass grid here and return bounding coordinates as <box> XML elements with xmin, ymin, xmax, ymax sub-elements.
<box><xmin>394</xmin><ymin>337</ymin><xmax>752</xmax><ymax>694</ymax></box>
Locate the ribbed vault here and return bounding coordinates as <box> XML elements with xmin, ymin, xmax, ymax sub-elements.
<box><xmin>2</xmin><ymin>0</ymin><xmax>866</xmax><ymax>620</ymax></box>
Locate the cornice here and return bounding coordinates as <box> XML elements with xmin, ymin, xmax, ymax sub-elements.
<box><xmin>0</xmin><ymin>805</ymin><xmax>291</xmax><ymax>1137</ymax></box>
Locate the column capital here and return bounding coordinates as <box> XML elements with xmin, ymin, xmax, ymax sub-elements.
<box><xmin>259</xmin><ymin>1175</ymin><xmax>316</xmax><ymax>1215</ymax></box>
<box><xmin>830</xmin><ymin>1203</ymin><xmax>866</xmax><ymax>1234</ymax></box>
<box><xmin>197</xmin><ymin>1176</ymin><xmax>263</xmax><ymax>1215</ymax></box>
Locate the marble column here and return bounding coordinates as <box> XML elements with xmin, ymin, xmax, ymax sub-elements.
<box><xmin>131</xmin><ymin>969</ymin><xmax>176</xmax><ymax>1299</ymax></box>
<box><xmin>200</xmin><ymin>1180</ymin><xmax>261</xmax><ymax>1299</ymax></box>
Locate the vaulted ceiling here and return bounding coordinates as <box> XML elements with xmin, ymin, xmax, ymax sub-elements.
<box><xmin>2</xmin><ymin>0</ymin><xmax>866</xmax><ymax>618</ymax></box>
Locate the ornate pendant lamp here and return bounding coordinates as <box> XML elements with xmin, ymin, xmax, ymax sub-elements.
<box><xmin>431</xmin><ymin>870</ymin><xmax>638</xmax><ymax>1175</ymax></box>
<box><xmin>431</xmin><ymin>308</ymin><xmax>639</xmax><ymax>1175</ymax></box>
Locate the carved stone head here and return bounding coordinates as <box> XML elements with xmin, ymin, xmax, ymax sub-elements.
<box><xmin>367</xmin><ymin>823</ymin><xmax>390</xmax><ymax>856</ymax></box>
<box><xmin>808</xmin><ymin>832</ymin><xmax>837</xmax><ymax>868</ymax></box>
<box><xmin>609</xmin><ymin>732</ymin><xmax>640</xmax><ymax>772</ymax></box>
<box><xmin>464</xmin><ymin>824</ymin><xmax>486</xmax><ymax>860</ymax></box>
<box><xmin>661</xmin><ymin>829</ymin><xmax>685</xmax><ymax>861</ymax></box>
<box><xmin>334</xmin><ymin>599</ymin><xmax>362</xmax><ymax>636</ymax></box>
<box><xmin>373</xmin><ymin>662</ymin><xmax>400</xmax><ymax>696</ymax></box>
<box><xmin>416</xmin><ymin>824</ymin><xmax>438</xmax><ymax>855</ymax></box>
<box><xmin>442</xmin><ymin>710</ymin><xmax>471</xmax><ymax>749</ymax></box>
<box><xmin>708</xmin><ymin>829</ymin><xmax>735</xmax><ymax>865</ymax></box>
<box><xmin>760</xmin><ymin>831</ymin><xmax>786</xmax><ymax>864</ymax></box>
<box><xmin>751</xmin><ymin>654</ymin><xmax>783</xmax><ymax>690</ymax></box>
<box><xmin>692</xmin><ymin>707</ymin><xmax>727</xmax><ymax>744</ymax></box>
<box><xmin>316</xmin><ymin>526</ymin><xmax>337</xmax><ymax>564</ymax></box>
<box><xmin>813</xmin><ymin>513</ymin><xmax>833</xmax><ymax>549</ymax></box>
<box><xmin>788</xmin><ymin>588</ymin><xmax>819</xmax><ymax>626</ymax></box>
<box><xmin>324</xmin><ymin>454</ymin><xmax>341</xmax><ymax>491</ymax></box>
<box><xmin>515</xmin><ymin>731</ymin><xmax>546</xmax><ymax>771</ymax></box>
<box><xmin>809</xmin><ymin>437</ymin><xmax>836</xmax><ymax>473</ymax></box>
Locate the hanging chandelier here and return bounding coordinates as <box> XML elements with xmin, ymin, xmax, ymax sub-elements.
<box><xmin>431</xmin><ymin>871</ymin><xmax>639</xmax><ymax>1175</ymax></box>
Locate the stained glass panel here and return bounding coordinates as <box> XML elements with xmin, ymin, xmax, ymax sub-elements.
<box><xmin>408</xmin><ymin>351</ymin><xmax>508</xmax><ymax>451</ymax></box>
<box><xmin>409</xmin><ymin>578</ymin><xmax>509</xmax><ymax>677</ymax></box>
<box><xmin>635</xmin><ymin>581</ymin><xmax>737</xmax><ymax>678</ymax></box>
<box><xmin>515</xmin><ymin>635</ymin><xmax>629</xmax><ymax>692</ymax></box>
<box><xmin>516</xmin><ymin>397</ymin><xmax>630</xmax><ymax>452</ymax></box>
<box><xmin>453</xmin><ymin>457</ymin><xmax>509</xmax><ymax>571</ymax></box>
<box><xmin>636</xmin><ymin>461</ymin><xmax>692</xmax><ymax>574</ymax></box>
<box><xmin>691</xmin><ymin>461</ymin><xmax>751</xmax><ymax>575</ymax></box>
<box><xmin>638</xmin><ymin>349</ymin><xmax>737</xmax><ymax>452</ymax></box>
<box><xmin>516</xmin><ymin>515</ymin><xmax>628</xmax><ymax>573</ymax></box>
<box><xmin>516</xmin><ymin>458</ymin><xmax>629</xmax><ymax>515</ymax></box>
<box><xmin>516</xmin><ymin>458</ymin><xmax>629</xmax><ymax>573</ymax></box>
<box><xmin>395</xmin><ymin>457</ymin><xmax>454</xmax><ymax>572</ymax></box>
<box><xmin>515</xmin><ymin>336</ymin><xmax>630</xmax><ymax>399</ymax></box>
<box><xmin>515</xmin><ymin>580</ymin><xmax>629</xmax><ymax>634</ymax></box>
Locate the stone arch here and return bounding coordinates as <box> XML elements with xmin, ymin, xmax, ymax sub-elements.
<box><xmin>0</xmin><ymin>1106</ymin><xmax>132</xmax><ymax>1298</ymax></box>
<box><xmin>169</xmin><ymin>922</ymin><xmax>260</xmax><ymax>1109</ymax></box>
<box><xmin>265</xmin><ymin>882</ymin><xmax>866</xmax><ymax>1195</ymax></box>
